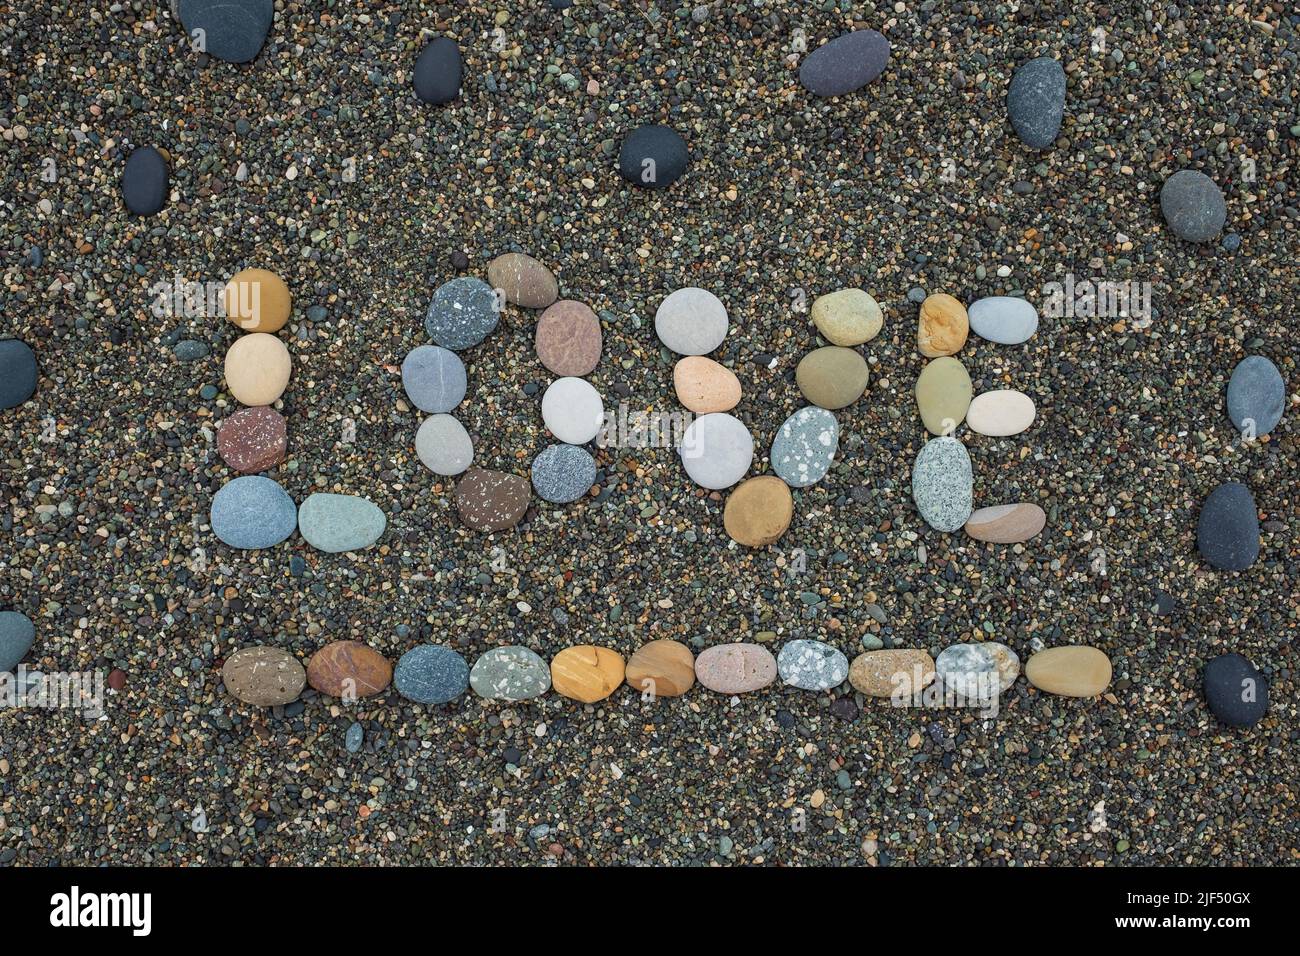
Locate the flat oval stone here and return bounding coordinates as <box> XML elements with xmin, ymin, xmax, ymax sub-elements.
<box><xmin>469</xmin><ymin>646</ymin><xmax>552</xmax><ymax>701</ymax></box>
<box><xmin>550</xmin><ymin>645</ymin><xmax>625</xmax><ymax>703</ymax></box>
<box><xmin>1196</xmin><ymin>481</ymin><xmax>1259</xmax><ymax>571</ymax></box>
<box><xmin>1160</xmin><ymin>169</ymin><xmax>1226</xmax><ymax>243</ymax></box>
<box><xmin>1025</xmin><ymin>646</ymin><xmax>1112</xmax><ymax>697</ymax></box>
<box><xmin>416</xmin><ymin>413</ymin><xmax>473</xmax><ymax>476</ymax></box>
<box><xmin>618</xmin><ymin>124</ymin><xmax>688</xmax><ymax>189</ymax></box>
<box><xmin>424</xmin><ymin>277</ymin><xmax>500</xmax><ymax>350</ymax></box>
<box><xmin>298</xmin><ymin>493</ymin><xmax>386</xmax><ymax>553</ymax></box>
<box><xmin>222</xmin><ymin>646</ymin><xmax>304</xmax><ymax>707</ymax></box>
<box><xmin>224</xmin><ymin>332</ymin><xmax>291</xmax><ymax>406</ymax></box>
<box><xmin>455</xmin><ymin>467</ymin><xmax>530</xmax><ymax>532</ymax></box>
<box><xmin>487</xmin><ymin>252</ymin><xmax>558</xmax><ymax>309</ymax></box>
<box><xmin>541</xmin><ymin>377</ymin><xmax>603</xmax><ymax>444</ymax></box>
<box><xmin>911</xmin><ymin>437</ymin><xmax>973</xmax><ymax>532</ymax></box>
<box><xmin>799</xmin><ymin>29</ymin><xmax>890</xmax><ymax>97</ymax></box>
<box><xmin>1203</xmin><ymin>653</ymin><xmax>1268</xmax><ymax>728</ymax></box>
<box><xmin>964</xmin><ymin>503</ymin><xmax>1047</xmax><ymax>543</ymax></box>
<box><xmin>394</xmin><ymin>645</ymin><xmax>469</xmax><ymax>704</ymax></box>
<box><xmin>536</xmin><ymin>300</ymin><xmax>602</xmax><ymax>376</ymax></box>
<box><xmin>695</xmin><ymin>643</ymin><xmax>778</xmax><ymax>695</ymax></box>
<box><xmin>413</xmin><ymin>36</ymin><xmax>462</xmax><ymax>104</ymax></box>
<box><xmin>679</xmin><ymin>412</ymin><xmax>753</xmax><ymax>490</ymax></box>
<box><xmin>402</xmin><ymin>345</ymin><xmax>466</xmax><ymax>413</ymax></box>
<box><xmin>1006</xmin><ymin>56</ymin><xmax>1065</xmax><ymax>149</ymax></box>
<box><xmin>306</xmin><ymin>640</ymin><xmax>392</xmax><ymax>698</ymax></box>
<box><xmin>723</xmin><ymin>476</ymin><xmax>793</xmax><ymax>548</ymax></box>
<box><xmin>122</xmin><ymin>145</ymin><xmax>169</xmax><ymax>215</ymax></box>
<box><xmin>771</xmin><ymin>406</ymin><xmax>838</xmax><ymax>488</ymax></box>
<box><xmin>849</xmin><ymin>649</ymin><xmax>936</xmax><ymax>699</ymax></box>
<box><xmin>918</xmin><ymin>293</ymin><xmax>968</xmax><ymax>357</ymax></box>
<box><xmin>811</xmin><ymin>288</ymin><xmax>883</xmax><ymax>345</ymax></box>
<box><xmin>915</xmin><ymin>356</ymin><xmax>972</xmax><ymax>436</ymax></box>
<box><xmin>210</xmin><ymin>475</ymin><xmax>297</xmax><ymax>549</ymax></box>
<box><xmin>531</xmin><ymin>443</ymin><xmax>596</xmax><ymax>504</ymax></box>
<box><xmin>968</xmin><ymin>296</ymin><xmax>1039</xmax><ymax>344</ymax></box>
<box><xmin>223</xmin><ymin>267</ymin><xmax>290</xmax><ymax>333</ymax></box>
<box><xmin>1226</xmin><ymin>355</ymin><xmax>1283</xmax><ymax>437</ymax></box>
<box><xmin>625</xmin><ymin>640</ymin><xmax>696</xmax><ymax>698</ymax></box>
<box><xmin>345</xmin><ymin>723</ymin><xmax>364</xmax><ymax>752</ymax></box>
<box><xmin>935</xmin><ymin>642</ymin><xmax>1019</xmax><ymax>701</ymax></box>
<box><xmin>967</xmin><ymin>389</ymin><xmax>1036</xmax><ymax>436</ymax></box>
<box><xmin>0</xmin><ymin>339</ymin><xmax>38</xmax><ymax>409</ymax></box>
<box><xmin>796</xmin><ymin>346</ymin><xmax>869</xmax><ymax>410</ymax></box>
<box><xmin>673</xmin><ymin>356</ymin><xmax>741</xmax><ymax>414</ymax></box>
<box><xmin>217</xmin><ymin>406</ymin><xmax>287</xmax><ymax>473</ymax></box>
<box><xmin>655</xmin><ymin>287</ymin><xmax>727</xmax><ymax>355</ymax></box>
<box><xmin>778</xmin><ymin>639</ymin><xmax>849</xmax><ymax>691</ymax></box>
<box><xmin>179</xmin><ymin>0</ymin><xmax>273</xmax><ymax>64</ymax></box>
<box><xmin>0</xmin><ymin>610</ymin><xmax>35</xmax><ymax>673</ymax></box>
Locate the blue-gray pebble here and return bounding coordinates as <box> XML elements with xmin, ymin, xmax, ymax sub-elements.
<box><xmin>0</xmin><ymin>611</ymin><xmax>35</xmax><ymax>673</ymax></box>
<box><xmin>0</xmin><ymin>340</ymin><xmax>38</xmax><ymax>409</ymax></box>
<box><xmin>297</xmin><ymin>493</ymin><xmax>386</xmax><ymax>553</ymax></box>
<box><xmin>413</xmin><ymin>36</ymin><xmax>462</xmax><ymax>105</ymax></box>
<box><xmin>771</xmin><ymin>407</ymin><xmax>839</xmax><ymax>488</ymax></box>
<box><xmin>210</xmin><ymin>475</ymin><xmax>297</xmax><ymax>549</ymax></box>
<box><xmin>1196</xmin><ymin>482</ymin><xmax>1259</xmax><ymax>571</ymax></box>
<box><xmin>402</xmin><ymin>345</ymin><xmax>466</xmax><ymax>413</ymax></box>
<box><xmin>122</xmin><ymin>145</ymin><xmax>169</xmax><ymax>216</ymax></box>
<box><xmin>1006</xmin><ymin>56</ymin><xmax>1065</xmax><ymax>149</ymax></box>
<box><xmin>531</xmin><ymin>443</ymin><xmax>596</xmax><ymax>504</ymax></box>
<box><xmin>618</xmin><ymin>124</ymin><xmax>688</xmax><ymax>189</ymax></box>
<box><xmin>799</xmin><ymin>29</ymin><xmax>890</xmax><ymax>97</ymax></box>
<box><xmin>345</xmin><ymin>722</ymin><xmax>364</xmax><ymax>753</ymax></box>
<box><xmin>1203</xmin><ymin>653</ymin><xmax>1268</xmax><ymax>728</ymax></box>
<box><xmin>394</xmin><ymin>645</ymin><xmax>469</xmax><ymax>704</ymax></box>
<box><xmin>178</xmin><ymin>0</ymin><xmax>274</xmax><ymax>64</ymax></box>
<box><xmin>1160</xmin><ymin>170</ymin><xmax>1226</xmax><ymax>243</ymax></box>
<box><xmin>174</xmin><ymin>340</ymin><xmax>209</xmax><ymax>362</ymax></box>
<box><xmin>777</xmin><ymin>639</ymin><xmax>849</xmax><ymax>691</ymax></box>
<box><xmin>1226</xmin><ymin>355</ymin><xmax>1283</xmax><ymax>437</ymax></box>
<box><xmin>424</xmin><ymin>277</ymin><xmax>500</xmax><ymax>350</ymax></box>
<box><xmin>911</xmin><ymin>437</ymin><xmax>973</xmax><ymax>532</ymax></box>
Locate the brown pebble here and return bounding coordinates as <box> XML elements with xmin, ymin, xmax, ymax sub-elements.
<box><xmin>535</xmin><ymin>299</ymin><xmax>602</xmax><ymax>376</ymax></box>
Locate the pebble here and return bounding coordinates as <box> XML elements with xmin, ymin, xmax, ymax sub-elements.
<box><xmin>655</xmin><ymin>287</ymin><xmax>728</xmax><ymax>355</ymax></box>
<box><xmin>964</xmin><ymin>503</ymin><xmax>1047</xmax><ymax>543</ymax></box>
<box><xmin>968</xmin><ymin>296</ymin><xmax>1039</xmax><ymax>344</ymax></box>
<box><xmin>1160</xmin><ymin>169</ymin><xmax>1227</xmax><ymax>242</ymax></box>
<box><xmin>911</xmin><ymin>437</ymin><xmax>973</xmax><ymax>532</ymax></box>
<box><xmin>224</xmin><ymin>332</ymin><xmax>291</xmax><ymax>406</ymax></box>
<box><xmin>550</xmin><ymin>645</ymin><xmax>625</xmax><ymax>703</ymax></box>
<box><xmin>1196</xmin><ymin>482</ymin><xmax>1260</xmax><ymax>571</ymax></box>
<box><xmin>811</xmin><ymin>289</ymin><xmax>883</xmax><ymax>346</ymax></box>
<box><xmin>535</xmin><ymin>300</ymin><xmax>601</xmax><ymax>376</ymax></box>
<box><xmin>174</xmin><ymin>340</ymin><xmax>209</xmax><ymax>362</ymax></box>
<box><xmin>297</xmin><ymin>493</ymin><xmax>386</xmax><ymax>553</ymax></box>
<box><xmin>402</xmin><ymin>345</ymin><xmax>467</xmax><ymax>414</ymax></box>
<box><xmin>798</xmin><ymin>29</ymin><xmax>890</xmax><ymax>97</ymax></box>
<box><xmin>486</xmin><ymin>252</ymin><xmax>559</xmax><ymax>309</ymax></box>
<box><xmin>541</xmin><ymin>377</ymin><xmax>603</xmax><ymax>444</ymax></box>
<box><xmin>672</xmin><ymin>356</ymin><xmax>741</xmax><ymax>413</ymax></box>
<box><xmin>306</xmin><ymin>640</ymin><xmax>393</xmax><ymax>698</ymax></box>
<box><xmin>917</xmin><ymin>293</ymin><xmax>969</xmax><ymax>357</ymax></box>
<box><xmin>625</xmin><ymin>640</ymin><xmax>696</xmax><ymax>698</ymax></box>
<box><xmin>679</xmin><ymin>412</ymin><xmax>754</xmax><ymax>490</ymax></box>
<box><xmin>618</xmin><ymin>124</ymin><xmax>688</xmax><ymax>189</ymax></box>
<box><xmin>1226</xmin><ymin>355</ymin><xmax>1283</xmax><ymax>436</ymax></box>
<box><xmin>0</xmin><ymin>611</ymin><xmax>35</xmax><ymax>673</ymax></box>
<box><xmin>415</xmin><ymin>414</ymin><xmax>474</xmax><ymax>476</ymax></box>
<box><xmin>723</xmin><ymin>476</ymin><xmax>793</xmax><ymax>547</ymax></box>
<box><xmin>469</xmin><ymin>647</ymin><xmax>552</xmax><ymax>701</ymax></box>
<box><xmin>796</xmin><ymin>346</ymin><xmax>869</xmax><ymax>410</ymax></box>
<box><xmin>915</xmin><ymin>356</ymin><xmax>972</xmax><ymax>436</ymax></box>
<box><xmin>1024</xmin><ymin>646</ymin><xmax>1112</xmax><ymax>697</ymax></box>
<box><xmin>455</xmin><ymin>468</ymin><xmax>530</xmax><ymax>532</ymax></box>
<box><xmin>967</xmin><ymin>389</ymin><xmax>1036</xmax><ymax>436</ymax></box>
<box><xmin>424</xmin><ymin>277</ymin><xmax>500</xmax><ymax>351</ymax></box>
<box><xmin>695</xmin><ymin>644</ymin><xmax>778</xmax><ymax>695</ymax></box>
<box><xmin>770</xmin><ymin>406</ymin><xmax>838</xmax><ymax>488</ymax></box>
<box><xmin>121</xmin><ymin>145</ymin><xmax>168</xmax><ymax>215</ymax></box>
<box><xmin>1203</xmin><ymin>653</ymin><xmax>1268</xmax><ymax>728</ymax></box>
<box><xmin>223</xmin><ymin>268</ymin><xmax>290</xmax><ymax>333</ymax></box>
<box><xmin>413</xmin><ymin>36</ymin><xmax>462</xmax><ymax>105</ymax></box>
<box><xmin>210</xmin><ymin>475</ymin><xmax>297</xmax><ymax>549</ymax></box>
<box><xmin>777</xmin><ymin>639</ymin><xmax>849</xmax><ymax>691</ymax></box>
<box><xmin>1006</xmin><ymin>56</ymin><xmax>1066</xmax><ymax>149</ymax></box>
<box><xmin>848</xmin><ymin>649</ymin><xmax>936</xmax><ymax>699</ymax></box>
<box><xmin>394</xmin><ymin>645</ymin><xmax>469</xmax><ymax>705</ymax></box>
<box><xmin>531</xmin><ymin>443</ymin><xmax>596</xmax><ymax>504</ymax></box>
<box><xmin>0</xmin><ymin>339</ymin><xmax>38</xmax><ymax>409</ymax></box>
<box><xmin>217</xmin><ymin>406</ymin><xmax>287</xmax><ymax>473</ymax></box>
<box><xmin>178</xmin><ymin>0</ymin><xmax>274</xmax><ymax>64</ymax></box>
<box><xmin>935</xmin><ymin>642</ymin><xmax>1020</xmax><ymax>701</ymax></box>
<box><xmin>345</xmin><ymin>723</ymin><xmax>364</xmax><ymax>753</ymax></box>
<box><xmin>222</xmin><ymin>646</ymin><xmax>305</xmax><ymax>707</ymax></box>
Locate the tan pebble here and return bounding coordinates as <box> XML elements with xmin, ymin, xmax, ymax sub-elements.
<box><xmin>723</xmin><ymin>476</ymin><xmax>793</xmax><ymax>547</ymax></box>
<box><xmin>1025</xmin><ymin>646</ymin><xmax>1112</xmax><ymax>697</ymax></box>
<box><xmin>224</xmin><ymin>268</ymin><xmax>291</xmax><ymax>333</ymax></box>
<box><xmin>673</xmin><ymin>356</ymin><xmax>742</xmax><ymax>413</ymax></box>
<box><xmin>625</xmin><ymin>639</ymin><xmax>696</xmax><ymax>697</ymax></box>
<box><xmin>550</xmin><ymin>645</ymin><xmax>625</xmax><ymax>703</ymax></box>
<box><xmin>848</xmin><ymin>649</ymin><xmax>936</xmax><ymax>698</ymax></box>
<box><xmin>965</xmin><ymin>503</ymin><xmax>1047</xmax><ymax>543</ymax></box>
<box><xmin>918</xmin><ymin>293</ymin><xmax>969</xmax><ymax>357</ymax></box>
<box><xmin>224</xmin><ymin>333</ymin><xmax>291</xmax><ymax>406</ymax></box>
<box><xmin>967</xmin><ymin>389</ymin><xmax>1036</xmax><ymax>436</ymax></box>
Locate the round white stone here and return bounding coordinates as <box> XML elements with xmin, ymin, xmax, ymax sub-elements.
<box><xmin>541</xmin><ymin>377</ymin><xmax>604</xmax><ymax>445</ymax></box>
<box><xmin>415</xmin><ymin>414</ymin><xmax>474</xmax><ymax>476</ymax></box>
<box><xmin>655</xmin><ymin>287</ymin><xmax>728</xmax><ymax>355</ymax></box>
<box><xmin>679</xmin><ymin>412</ymin><xmax>754</xmax><ymax>490</ymax></box>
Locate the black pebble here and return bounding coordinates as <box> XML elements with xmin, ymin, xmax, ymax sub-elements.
<box><xmin>618</xmin><ymin>124</ymin><xmax>688</xmax><ymax>189</ymax></box>
<box><xmin>1196</xmin><ymin>482</ymin><xmax>1260</xmax><ymax>571</ymax></box>
<box><xmin>178</xmin><ymin>0</ymin><xmax>274</xmax><ymax>65</ymax></box>
<box><xmin>122</xmin><ymin>146</ymin><xmax>169</xmax><ymax>216</ymax></box>
<box><xmin>414</xmin><ymin>37</ymin><xmax>462</xmax><ymax>105</ymax></box>
<box><xmin>1203</xmin><ymin>653</ymin><xmax>1268</xmax><ymax>728</ymax></box>
<box><xmin>0</xmin><ymin>339</ymin><xmax>38</xmax><ymax>410</ymax></box>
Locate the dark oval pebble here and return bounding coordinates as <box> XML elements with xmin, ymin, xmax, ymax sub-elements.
<box><xmin>414</xmin><ymin>36</ymin><xmax>462</xmax><ymax>105</ymax></box>
<box><xmin>1203</xmin><ymin>653</ymin><xmax>1268</xmax><ymax>728</ymax></box>
<box><xmin>394</xmin><ymin>645</ymin><xmax>469</xmax><ymax>704</ymax></box>
<box><xmin>424</xmin><ymin>277</ymin><xmax>499</xmax><ymax>350</ymax></box>
<box><xmin>0</xmin><ymin>610</ymin><xmax>35</xmax><ymax>673</ymax></box>
<box><xmin>0</xmin><ymin>339</ymin><xmax>38</xmax><ymax>410</ymax></box>
<box><xmin>618</xmin><ymin>124</ymin><xmax>688</xmax><ymax>189</ymax></box>
<box><xmin>531</xmin><ymin>444</ymin><xmax>596</xmax><ymax>504</ymax></box>
<box><xmin>1006</xmin><ymin>56</ymin><xmax>1065</xmax><ymax>149</ymax></box>
<box><xmin>799</xmin><ymin>29</ymin><xmax>890</xmax><ymax>97</ymax></box>
<box><xmin>455</xmin><ymin>467</ymin><xmax>530</xmax><ymax>531</ymax></box>
<box><xmin>1160</xmin><ymin>169</ymin><xmax>1227</xmax><ymax>243</ymax></box>
<box><xmin>1226</xmin><ymin>355</ymin><xmax>1284</xmax><ymax>437</ymax></box>
<box><xmin>122</xmin><ymin>146</ymin><xmax>169</xmax><ymax>216</ymax></box>
<box><xmin>1196</xmin><ymin>482</ymin><xmax>1260</xmax><ymax>571</ymax></box>
<box><xmin>217</xmin><ymin>406</ymin><xmax>288</xmax><ymax>474</ymax></box>
<box><xmin>178</xmin><ymin>0</ymin><xmax>273</xmax><ymax>64</ymax></box>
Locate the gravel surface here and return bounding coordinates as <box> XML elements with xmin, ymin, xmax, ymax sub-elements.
<box><xmin>0</xmin><ymin>2</ymin><xmax>1296</xmax><ymax>866</ymax></box>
